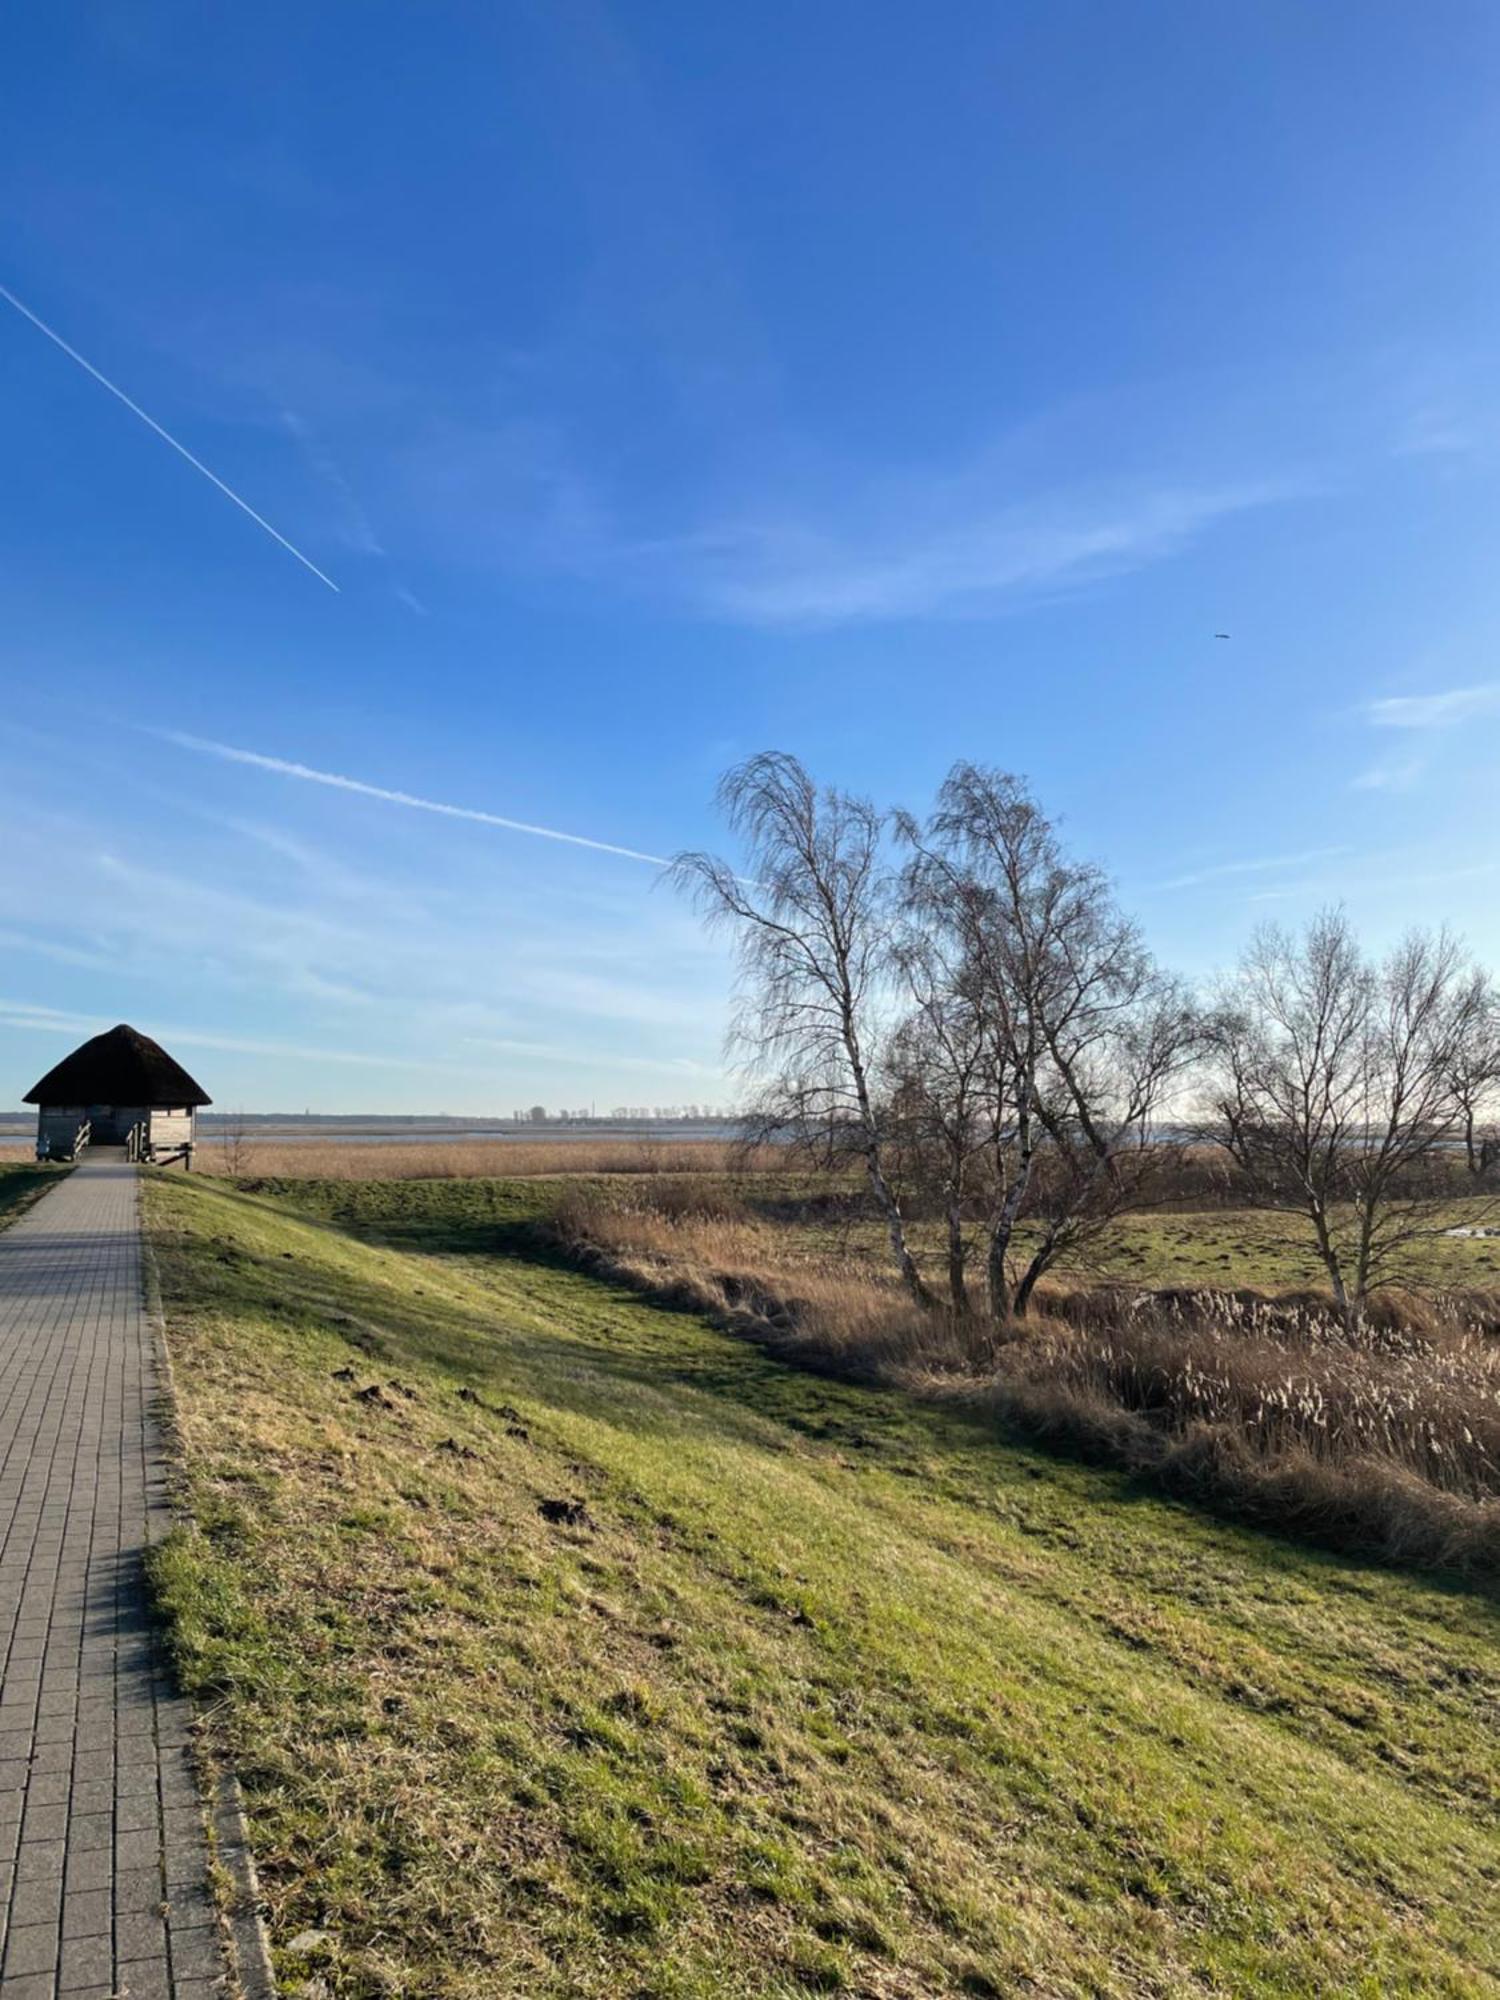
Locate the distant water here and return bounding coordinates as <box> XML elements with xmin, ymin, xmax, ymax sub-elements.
<box><xmin>199</xmin><ymin>1123</ymin><xmax>743</xmax><ymax>1146</ymax></box>
<box><xmin>2</xmin><ymin>1121</ymin><xmax>744</xmax><ymax>1146</ymax></box>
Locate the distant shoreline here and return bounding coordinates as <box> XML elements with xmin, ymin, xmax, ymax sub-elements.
<box><xmin>0</xmin><ymin>1115</ymin><xmax>743</xmax><ymax>1142</ymax></box>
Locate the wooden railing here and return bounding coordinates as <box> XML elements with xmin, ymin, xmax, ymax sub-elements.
<box><xmin>35</xmin><ymin>1119</ymin><xmax>92</xmax><ymax>1162</ymax></box>
<box><xmin>125</xmin><ymin>1122</ymin><xmax>148</xmax><ymax>1163</ymax></box>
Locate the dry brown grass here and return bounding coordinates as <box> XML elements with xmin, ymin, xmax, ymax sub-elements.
<box><xmin>195</xmin><ymin>1136</ymin><xmax>782</xmax><ymax>1180</ymax></box>
<box><xmin>553</xmin><ymin>1184</ymin><xmax>1500</xmax><ymax>1575</ymax></box>
<box><xmin>0</xmin><ymin>1143</ymin><xmax>32</xmax><ymax>1163</ymax></box>
<box><xmin>551</xmin><ymin>1181</ymin><xmax>976</xmax><ymax>1371</ymax></box>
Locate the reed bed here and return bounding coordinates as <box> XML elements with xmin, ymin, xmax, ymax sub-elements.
<box><xmin>0</xmin><ymin>1143</ymin><xmax>33</xmax><ymax>1163</ymax></box>
<box><xmin>554</xmin><ymin>1183</ymin><xmax>1500</xmax><ymax>1575</ymax></box>
<box><xmin>196</xmin><ymin>1136</ymin><xmax>782</xmax><ymax>1180</ymax></box>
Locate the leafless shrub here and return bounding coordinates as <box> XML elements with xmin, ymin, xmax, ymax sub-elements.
<box><xmin>220</xmin><ymin>1110</ymin><xmax>255</xmax><ymax>1178</ymax></box>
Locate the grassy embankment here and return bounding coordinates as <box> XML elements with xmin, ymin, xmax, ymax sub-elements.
<box><xmin>145</xmin><ymin>1171</ymin><xmax>1500</xmax><ymax>1999</ymax></box>
<box><xmin>0</xmin><ymin>1160</ymin><xmax>69</xmax><ymax>1226</ymax></box>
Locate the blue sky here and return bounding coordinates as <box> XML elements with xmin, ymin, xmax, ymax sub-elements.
<box><xmin>4</xmin><ymin>2</ymin><xmax>1500</xmax><ymax>1111</ymax></box>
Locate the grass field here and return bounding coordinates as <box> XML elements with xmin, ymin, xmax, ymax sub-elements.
<box><xmin>1033</xmin><ymin>1201</ymin><xmax>1500</xmax><ymax>1291</ymax></box>
<box><xmin>753</xmin><ymin>1196</ymin><xmax>1500</xmax><ymax>1294</ymax></box>
<box><xmin>144</xmin><ymin>1170</ymin><xmax>1500</xmax><ymax>1998</ymax></box>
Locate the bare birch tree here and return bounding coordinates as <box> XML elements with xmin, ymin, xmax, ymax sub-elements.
<box><xmin>899</xmin><ymin>764</ymin><xmax>1196</xmax><ymax>1317</ymax></box>
<box><xmin>671</xmin><ymin>752</ymin><xmax>933</xmax><ymax>1306</ymax></box>
<box><xmin>1207</xmin><ymin>912</ymin><xmax>1490</xmax><ymax>1307</ymax></box>
<box><xmin>1015</xmin><ymin>964</ymin><xmax>1198</xmax><ymax>1313</ymax></box>
<box><xmin>882</xmin><ymin>934</ymin><xmax>989</xmax><ymax>1315</ymax></box>
<box><xmin>1448</xmin><ymin>971</ymin><xmax>1500</xmax><ymax>1180</ymax></box>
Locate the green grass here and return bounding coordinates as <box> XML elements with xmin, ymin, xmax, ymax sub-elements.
<box><xmin>0</xmin><ymin>1161</ymin><xmax>70</xmax><ymax>1229</ymax></box>
<box><xmin>144</xmin><ymin>1172</ymin><xmax>1500</xmax><ymax>1998</ymax></box>
<box><xmin>1078</xmin><ymin>1203</ymin><xmax>1500</xmax><ymax>1291</ymax></box>
<box><xmin>786</xmin><ymin>1201</ymin><xmax>1500</xmax><ymax>1294</ymax></box>
<box><xmin>225</xmin><ymin>1171</ymin><xmax>547</xmax><ymax>1253</ymax></box>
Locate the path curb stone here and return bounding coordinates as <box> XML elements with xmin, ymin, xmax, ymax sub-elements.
<box><xmin>139</xmin><ymin>1189</ymin><xmax>278</xmax><ymax>2000</ymax></box>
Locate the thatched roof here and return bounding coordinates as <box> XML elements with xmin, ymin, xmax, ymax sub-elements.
<box><xmin>24</xmin><ymin>1024</ymin><xmax>212</xmax><ymax>1108</ymax></box>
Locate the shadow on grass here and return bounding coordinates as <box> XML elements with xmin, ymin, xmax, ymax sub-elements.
<box><xmin>0</xmin><ymin>1163</ymin><xmax>71</xmax><ymax>1228</ymax></box>
<box><xmin>223</xmin><ymin>1172</ymin><xmax>558</xmax><ymax>1256</ymax></box>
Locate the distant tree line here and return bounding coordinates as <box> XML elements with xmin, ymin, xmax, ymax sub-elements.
<box><xmin>516</xmin><ymin>1105</ymin><xmax>725</xmax><ymax>1124</ymax></box>
<box><xmin>673</xmin><ymin>753</ymin><xmax>1500</xmax><ymax>1316</ymax></box>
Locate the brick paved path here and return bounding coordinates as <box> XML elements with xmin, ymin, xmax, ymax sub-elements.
<box><xmin>0</xmin><ymin>1157</ymin><xmax>228</xmax><ymax>1998</ymax></box>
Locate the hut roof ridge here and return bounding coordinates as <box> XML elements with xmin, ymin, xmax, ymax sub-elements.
<box><xmin>23</xmin><ymin>1023</ymin><xmax>212</xmax><ymax>1108</ymax></box>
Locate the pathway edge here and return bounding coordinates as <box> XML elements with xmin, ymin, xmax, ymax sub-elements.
<box><xmin>139</xmin><ymin>1174</ymin><xmax>280</xmax><ymax>2000</ymax></box>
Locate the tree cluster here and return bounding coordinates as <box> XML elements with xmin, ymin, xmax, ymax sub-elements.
<box><xmin>674</xmin><ymin>754</ymin><xmax>1500</xmax><ymax>1318</ymax></box>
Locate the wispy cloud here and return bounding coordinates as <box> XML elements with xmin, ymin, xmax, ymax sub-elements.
<box><xmin>0</xmin><ymin>285</ymin><xmax>340</xmax><ymax>591</ymax></box>
<box><xmin>1148</xmin><ymin>845</ymin><xmax>1351</xmax><ymax>893</ymax></box>
<box><xmin>1365</xmin><ymin>683</ymin><xmax>1500</xmax><ymax>729</ymax></box>
<box><xmin>399</xmin><ymin>377</ymin><xmax>1309</xmax><ymax>627</ymax></box>
<box><xmin>460</xmin><ymin>1034</ymin><xmax>719</xmax><ymax>1079</ymax></box>
<box><xmin>1351</xmin><ymin>756</ymin><xmax>1427</xmax><ymax>793</ymax></box>
<box><xmin>419</xmin><ymin>424</ymin><xmax>1297</xmax><ymax>627</ymax></box>
<box><xmin>1248</xmin><ymin>857</ymin><xmax>1500</xmax><ymax>905</ymax></box>
<box><xmin>0</xmin><ymin>927</ymin><xmax>119</xmax><ymax>974</ymax></box>
<box><xmin>672</xmin><ymin>480</ymin><xmax>1292</xmax><ymax>627</ymax></box>
<box><xmin>1350</xmin><ymin>681</ymin><xmax>1500</xmax><ymax>792</ymax></box>
<box><xmin>280</xmin><ymin>408</ymin><xmax>384</xmax><ymax>557</ymax></box>
<box><xmin>0</xmin><ymin>794</ymin><xmax>720</xmax><ymax>1045</ymax></box>
<box><xmin>3</xmin><ymin>994</ymin><xmax>728</xmax><ymax>1096</ymax></box>
<box><xmin>1394</xmin><ymin>405</ymin><xmax>1478</xmax><ymax>461</ymax></box>
<box><xmin>1384</xmin><ymin>347</ymin><xmax>1500</xmax><ymax>464</ymax></box>
<box><xmin>0</xmin><ymin>998</ymin><xmax>429</xmax><ymax>1068</ymax></box>
<box><xmin>157</xmin><ymin>732</ymin><xmax>671</xmax><ymax>866</ymax></box>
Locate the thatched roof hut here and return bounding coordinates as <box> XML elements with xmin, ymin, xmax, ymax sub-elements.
<box><xmin>25</xmin><ymin>1023</ymin><xmax>211</xmax><ymax>1163</ymax></box>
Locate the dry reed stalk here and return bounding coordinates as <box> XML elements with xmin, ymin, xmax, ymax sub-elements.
<box><xmin>196</xmin><ymin>1137</ymin><xmax>784</xmax><ymax>1181</ymax></box>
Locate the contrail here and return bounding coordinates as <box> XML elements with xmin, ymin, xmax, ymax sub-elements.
<box><xmin>160</xmin><ymin>732</ymin><xmax>672</xmax><ymax>866</ymax></box>
<box><xmin>0</xmin><ymin>284</ymin><xmax>340</xmax><ymax>592</ymax></box>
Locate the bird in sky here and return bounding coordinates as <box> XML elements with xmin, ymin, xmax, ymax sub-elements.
<box><xmin>1214</xmin><ymin>632</ymin><xmax>1230</xmax><ymax>639</ymax></box>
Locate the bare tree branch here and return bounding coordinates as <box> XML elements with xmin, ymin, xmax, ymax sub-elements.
<box><xmin>1204</xmin><ymin>911</ymin><xmax>1494</xmax><ymax>1306</ymax></box>
<box><xmin>671</xmin><ymin>753</ymin><xmax>934</xmax><ymax>1307</ymax></box>
<box><xmin>898</xmin><ymin>764</ymin><xmax>1198</xmax><ymax>1317</ymax></box>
